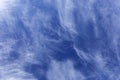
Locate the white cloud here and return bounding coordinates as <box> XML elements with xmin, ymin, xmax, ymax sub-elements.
<box><xmin>0</xmin><ymin>62</ymin><xmax>37</xmax><ymax>80</ymax></box>
<box><xmin>0</xmin><ymin>0</ymin><xmax>17</xmax><ymax>15</ymax></box>
<box><xmin>47</xmin><ymin>60</ymin><xmax>85</xmax><ymax>80</ymax></box>
<box><xmin>56</xmin><ymin>0</ymin><xmax>77</xmax><ymax>34</ymax></box>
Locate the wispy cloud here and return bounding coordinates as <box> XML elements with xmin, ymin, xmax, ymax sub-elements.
<box><xmin>47</xmin><ymin>60</ymin><xmax>85</xmax><ymax>80</ymax></box>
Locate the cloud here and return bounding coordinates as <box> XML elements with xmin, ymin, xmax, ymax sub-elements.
<box><xmin>0</xmin><ymin>0</ymin><xmax>120</xmax><ymax>80</ymax></box>
<box><xmin>47</xmin><ymin>60</ymin><xmax>85</xmax><ymax>80</ymax></box>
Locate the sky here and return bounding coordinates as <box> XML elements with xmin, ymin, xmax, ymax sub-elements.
<box><xmin>0</xmin><ymin>0</ymin><xmax>120</xmax><ymax>80</ymax></box>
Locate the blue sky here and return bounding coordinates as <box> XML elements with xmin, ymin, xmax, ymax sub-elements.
<box><xmin>0</xmin><ymin>0</ymin><xmax>120</xmax><ymax>80</ymax></box>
